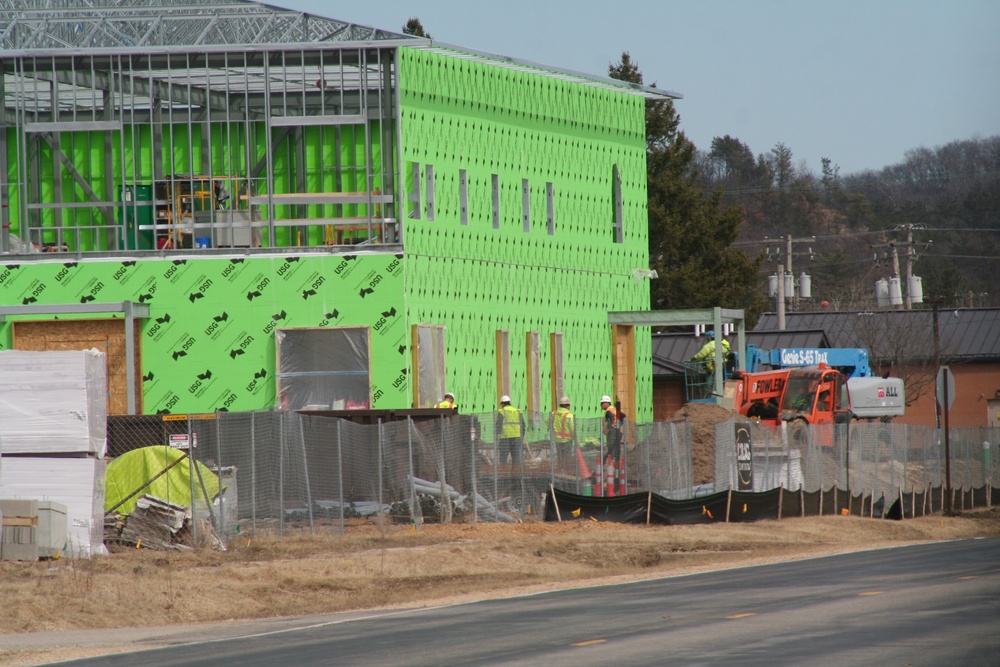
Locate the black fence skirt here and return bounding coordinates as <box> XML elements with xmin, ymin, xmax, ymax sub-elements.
<box><xmin>544</xmin><ymin>484</ymin><xmax>995</xmax><ymax>525</ymax></box>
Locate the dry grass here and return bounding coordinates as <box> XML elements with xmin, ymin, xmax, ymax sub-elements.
<box><xmin>1</xmin><ymin>510</ymin><xmax>997</xmax><ymax>666</ymax></box>
<box><xmin>2</xmin><ymin>509</ymin><xmax>998</xmax><ymax>641</ymax></box>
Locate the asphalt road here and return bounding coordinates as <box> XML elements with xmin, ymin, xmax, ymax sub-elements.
<box><xmin>40</xmin><ymin>537</ymin><xmax>1000</xmax><ymax>666</ymax></box>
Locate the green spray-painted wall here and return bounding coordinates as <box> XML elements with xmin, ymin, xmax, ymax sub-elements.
<box><xmin>0</xmin><ymin>252</ymin><xmax>407</xmax><ymax>414</ymax></box>
<box><xmin>397</xmin><ymin>48</ymin><xmax>653</xmax><ymax>420</ymax></box>
<box><xmin>4</xmin><ymin>120</ymin><xmax>386</xmax><ymax>251</ymax></box>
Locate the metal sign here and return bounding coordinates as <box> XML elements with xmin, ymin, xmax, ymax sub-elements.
<box><xmin>936</xmin><ymin>366</ymin><xmax>955</xmax><ymax>410</ymax></box>
<box><xmin>736</xmin><ymin>423</ymin><xmax>753</xmax><ymax>491</ymax></box>
<box><xmin>168</xmin><ymin>433</ymin><xmax>197</xmax><ymax>450</ymax></box>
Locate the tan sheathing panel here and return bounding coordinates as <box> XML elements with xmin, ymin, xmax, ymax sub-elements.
<box><xmin>12</xmin><ymin>318</ymin><xmax>142</xmax><ymax>415</ymax></box>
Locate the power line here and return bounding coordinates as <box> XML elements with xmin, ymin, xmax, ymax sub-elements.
<box><xmin>918</xmin><ymin>227</ymin><xmax>1000</xmax><ymax>233</ymax></box>
<box><xmin>731</xmin><ymin>229</ymin><xmax>885</xmax><ymax>248</ymax></box>
<box><xmin>924</xmin><ymin>254</ymin><xmax>1000</xmax><ymax>260</ymax></box>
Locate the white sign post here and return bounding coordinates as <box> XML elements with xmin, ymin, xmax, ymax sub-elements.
<box><xmin>936</xmin><ymin>366</ymin><xmax>954</xmax><ymax>515</ymax></box>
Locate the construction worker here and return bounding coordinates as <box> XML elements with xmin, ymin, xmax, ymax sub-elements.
<box><xmin>600</xmin><ymin>395</ymin><xmax>622</xmax><ymax>462</ymax></box>
<box><xmin>690</xmin><ymin>330</ymin><xmax>731</xmax><ymax>373</ymax></box>
<box><xmin>689</xmin><ymin>330</ymin><xmax>731</xmax><ymax>398</ymax></box>
<box><xmin>549</xmin><ymin>396</ymin><xmax>576</xmax><ymax>471</ymax></box>
<box><xmin>434</xmin><ymin>391</ymin><xmax>456</xmax><ymax>410</ymax></box>
<box><xmin>494</xmin><ymin>395</ymin><xmax>525</xmax><ymax>465</ymax></box>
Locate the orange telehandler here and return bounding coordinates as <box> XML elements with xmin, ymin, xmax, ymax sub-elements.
<box><xmin>723</xmin><ymin>363</ymin><xmax>905</xmax><ymax>446</ymax></box>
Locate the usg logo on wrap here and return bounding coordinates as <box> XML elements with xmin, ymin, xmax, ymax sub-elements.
<box><xmin>20</xmin><ymin>277</ymin><xmax>46</xmax><ymax>304</ymax></box>
<box><xmin>297</xmin><ymin>271</ymin><xmax>325</xmax><ymax>300</ymax></box>
<box><xmin>372</xmin><ymin>306</ymin><xmax>400</xmax><ymax>336</ymax></box>
<box><xmin>262</xmin><ymin>309</ymin><xmax>289</xmax><ymax>336</ymax></box>
<box><xmin>146</xmin><ymin>312</ymin><xmax>174</xmax><ymax>342</ymax></box>
<box><xmin>227</xmin><ymin>330</ymin><xmax>255</xmax><ymax>359</ymax></box>
<box><xmin>111</xmin><ymin>260</ymin><xmax>138</xmax><ymax>287</ymax></box>
<box><xmin>220</xmin><ymin>257</ymin><xmax>247</xmax><ymax>283</ymax></box>
<box><xmin>333</xmin><ymin>254</ymin><xmax>359</xmax><ymax>280</ymax></box>
<box><xmin>77</xmin><ymin>276</ymin><xmax>105</xmax><ymax>304</ymax></box>
<box><xmin>215</xmin><ymin>388</ymin><xmax>239</xmax><ymax>412</ymax></box>
<box><xmin>53</xmin><ymin>261</ymin><xmax>81</xmax><ymax>288</ymax></box>
<box><xmin>385</xmin><ymin>253</ymin><xmax>403</xmax><ymax>277</ymax></box>
<box><xmin>163</xmin><ymin>259</ymin><xmax>191</xmax><ymax>285</ymax></box>
<box><xmin>242</xmin><ymin>272</ymin><xmax>270</xmax><ymax>301</ymax></box>
<box><xmin>169</xmin><ymin>331</ymin><xmax>197</xmax><ymax>361</ymax></box>
<box><xmin>136</xmin><ymin>277</ymin><xmax>157</xmax><ymax>304</ymax></box>
<box><xmin>276</xmin><ymin>256</ymin><xmax>304</xmax><ymax>282</ymax></box>
<box><xmin>357</xmin><ymin>269</ymin><xmax>382</xmax><ymax>299</ymax></box>
<box><xmin>156</xmin><ymin>390</ymin><xmax>181</xmax><ymax>415</ymax></box>
<box><xmin>0</xmin><ymin>264</ymin><xmax>23</xmax><ymax>289</ymax></box>
<box><xmin>205</xmin><ymin>311</ymin><xmax>232</xmax><ymax>340</ymax></box>
<box><xmin>318</xmin><ymin>309</ymin><xmax>341</xmax><ymax>327</ymax></box>
<box><xmin>188</xmin><ymin>368</ymin><xmax>215</xmax><ymax>398</ymax></box>
<box><xmin>245</xmin><ymin>367</ymin><xmax>268</xmax><ymax>396</ymax></box>
<box><xmin>142</xmin><ymin>369</ymin><xmax>159</xmax><ymax>393</ymax></box>
<box><xmin>184</xmin><ymin>272</ymin><xmax>213</xmax><ymax>303</ymax></box>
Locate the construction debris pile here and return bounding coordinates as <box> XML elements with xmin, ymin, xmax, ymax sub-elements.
<box><xmin>408</xmin><ymin>476</ymin><xmax>517</xmax><ymax>523</ymax></box>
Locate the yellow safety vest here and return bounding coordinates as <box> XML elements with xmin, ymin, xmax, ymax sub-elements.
<box><xmin>498</xmin><ymin>405</ymin><xmax>522</xmax><ymax>438</ymax></box>
<box><xmin>434</xmin><ymin>398</ymin><xmax>454</xmax><ymax>409</ymax></box>
<box><xmin>603</xmin><ymin>406</ymin><xmax>619</xmax><ymax>435</ymax></box>
<box><xmin>553</xmin><ymin>408</ymin><xmax>574</xmax><ymax>442</ymax></box>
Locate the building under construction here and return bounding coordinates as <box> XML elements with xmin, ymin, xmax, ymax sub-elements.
<box><xmin>0</xmin><ymin>0</ymin><xmax>679</xmax><ymax>419</ymax></box>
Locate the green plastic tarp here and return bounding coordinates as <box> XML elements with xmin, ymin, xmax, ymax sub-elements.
<box><xmin>104</xmin><ymin>445</ymin><xmax>224</xmax><ymax>515</ymax></box>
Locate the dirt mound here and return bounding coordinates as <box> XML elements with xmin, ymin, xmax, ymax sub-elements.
<box><xmin>669</xmin><ymin>402</ymin><xmax>735</xmax><ymax>485</ymax></box>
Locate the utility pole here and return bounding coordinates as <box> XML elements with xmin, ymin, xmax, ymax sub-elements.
<box><xmin>891</xmin><ymin>242</ymin><xmax>902</xmax><ymax>310</ymax></box>
<box><xmin>764</xmin><ymin>235</ymin><xmax>815</xmax><ymax>312</ymax></box>
<box><xmin>872</xmin><ymin>224</ymin><xmax>928</xmax><ymax>310</ymax></box>
<box><xmin>904</xmin><ymin>225</ymin><xmax>914</xmax><ymax>310</ymax></box>
<box><xmin>777</xmin><ymin>263</ymin><xmax>786</xmax><ymax>330</ymax></box>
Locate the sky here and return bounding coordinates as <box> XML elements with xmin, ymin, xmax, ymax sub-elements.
<box><xmin>274</xmin><ymin>0</ymin><xmax>1000</xmax><ymax>176</ymax></box>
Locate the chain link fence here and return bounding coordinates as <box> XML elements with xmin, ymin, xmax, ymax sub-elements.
<box><xmin>104</xmin><ymin>410</ymin><xmax>696</xmax><ymax>541</ymax></box>
<box><xmin>103</xmin><ymin>411</ymin><xmax>997</xmax><ymax>547</ymax></box>
<box><xmin>713</xmin><ymin>418</ymin><xmax>999</xmax><ymax>506</ymax></box>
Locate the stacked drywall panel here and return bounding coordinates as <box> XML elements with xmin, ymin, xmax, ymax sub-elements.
<box><xmin>0</xmin><ymin>349</ymin><xmax>108</xmax><ymax>457</ymax></box>
<box><xmin>0</xmin><ymin>458</ymin><xmax>106</xmax><ymax>558</ymax></box>
<box><xmin>0</xmin><ymin>349</ymin><xmax>108</xmax><ymax>557</ymax></box>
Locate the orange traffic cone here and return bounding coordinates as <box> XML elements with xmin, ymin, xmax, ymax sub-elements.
<box><xmin>617</xmin><ymin>454</ymin><xmax>626</xmax><ymax>495</ymax></box>
<box><xmin>604</xmin><ymin>455</ymin><xmax>616</xmax><ymax>497</ymax></box>
<box><xmin>576</xmin><ymin>447</ymin><xmax>593</xmax><ymax>496</ymax></box>
<box><xmin>576</xmin><ymin>447</ymin><xmax>591</xmax><ymax>478</ymax></box>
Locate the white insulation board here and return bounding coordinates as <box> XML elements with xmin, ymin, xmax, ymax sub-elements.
<box><xmin>0</xmin><ymin>349</ymin><xmax>108</xmax><ymax>457</ymax></box>
<box><xmin>0</xmin><ymin>457</ymin><xmax>107</xmax><ymax>558</ymax></box>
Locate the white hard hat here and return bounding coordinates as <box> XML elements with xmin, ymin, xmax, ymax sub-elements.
<box><xmin>444</xmin><ymin>391</ymin><xmax>454</xmax><ymax>399</ymax></box>
<box><xmin>500</xmin><ymin>395</ymin><xmax>511</xmax><ymax>403</ymax></box>
<box><xmin>559</xmin><ymin>396</ymin><xmax>571</xmax><ymax>405</ymax></box>
<box><xmin>600</xmin><ymin>395</ymin><xmax>612</xmax><ymax>404</ymax></box>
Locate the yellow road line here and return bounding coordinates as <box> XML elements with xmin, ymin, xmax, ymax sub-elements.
<box><xmin>858</xmin><ymin>591</ymin><xmax>883</xmax><ymax>596</ymax></box>
<box><xmin>726</xmin><ymin>613</ymin><xmax>757</xmax><ymax>619</ymax></box>
<box><xmin>572</xmin><ymin>639</ymin><xmax>607</xmax><ymax>647</ymax></box>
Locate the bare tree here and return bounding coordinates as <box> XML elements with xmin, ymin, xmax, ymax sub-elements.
<box><xmin>831</xmin><ymin>309</ymin><xmax>954</xmax><ymax>407</ymax></box>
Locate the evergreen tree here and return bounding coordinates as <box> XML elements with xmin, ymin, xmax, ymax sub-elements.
<box><xmin>402</xmin><ymin>18</ymin><xmax>431</xmax><ymax>38</ymax></box>
<box><xmin>609</xmin><ymin>52</ymin><xmax>767</xmax><ymax>323</ymax></box>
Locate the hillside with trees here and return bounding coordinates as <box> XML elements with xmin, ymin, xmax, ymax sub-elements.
<box><xmin>610</xmin><ymin>52</ymin><xmax>998</xmax><ymax>323</ymax></box>
<box><xmin>694</xmin><ymin>135</ymin><xmax>1000</xmax><ymax>312</ymax></box>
